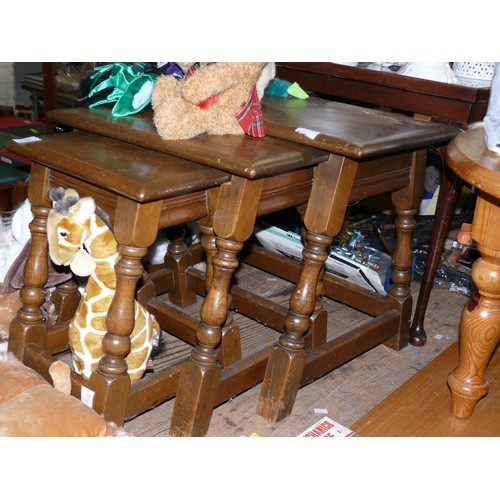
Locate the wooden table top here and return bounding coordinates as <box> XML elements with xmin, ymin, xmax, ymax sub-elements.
<box><xmin>7</xmin><ymin>131</ymin><xmax>231</xmax><ymax>203</ymax></box>
<box><xmin>262</xmin><ymin>95</ymin><xmax>460</xmax><ymax>157</ymax></box>
<box><xmin>446</xmin><ymin>126</ymin><xmax>500</xmax><ymax>199</ymax></box>
<box><xmin>47</xmin><ymin>107</ymin><xmax>330</xmax><ymax>180</ymax></box>
<box><xmin>48</xmin><ymin>93</ymin><xmax>459</xmax><ymax>176</ymax></box>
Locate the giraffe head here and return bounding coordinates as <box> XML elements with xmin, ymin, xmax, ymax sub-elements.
<box><xmin>47</xmin><ymin>187</ymin><xmax>97</xmax><ymax>267</ymax></box>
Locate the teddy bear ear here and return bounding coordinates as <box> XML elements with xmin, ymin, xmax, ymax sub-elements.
<box><xmin>68</xmin><ymin>197</ymin><xmax>96</xmax><ymax>224</ymax></box>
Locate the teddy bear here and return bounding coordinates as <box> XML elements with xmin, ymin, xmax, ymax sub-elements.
<box><xmin>151</xmin><ymin>62</ymin><xmax>274</xmax><ymax>140</ymax></box>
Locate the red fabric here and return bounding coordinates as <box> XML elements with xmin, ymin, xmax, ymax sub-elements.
<box><xmin>235</xmin><ymin>85</ymin><xmax>265</xmax><ymax>138</ymax></box>
<box><xmin>197</xmin><ymin>94</ymin><xmax>219</xmax><ymax>109</ymax></box>
<box><xmin>185</xmin><ymin>64</ymin><xmax>265</xmax><ymax>137</ymax></box>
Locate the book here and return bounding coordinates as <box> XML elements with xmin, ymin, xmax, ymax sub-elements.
<box><xmin>298</xmin><ymin>416</ymin><xmax>357</xmax><ymax>437</ymax></box>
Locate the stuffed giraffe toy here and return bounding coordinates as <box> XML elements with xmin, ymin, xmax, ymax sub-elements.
<box><xmin>46</xmin><ymin>187</ymin><xmax>160</xmax><ymax>382</ymax></box>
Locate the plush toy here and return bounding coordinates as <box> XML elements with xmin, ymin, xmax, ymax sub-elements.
<box><xmin>77</xmin><ymin>62</ymin><xmax>185</xmax><ymax>117</ymax></box>
<box><xmin>0</xmin><ymin>292</ymin><xmax>21</xmax><ymax>353</ymax></box>
<box><xmin>46</xmin><ymin>187</ymin><xmax>161</xmax><ymax>382</ymax></box>
<box><xmin>0</xmin><ymin>198</ymin><xmax>32</xmax><ymax>284</ymax></box>
<box><xmin>151</xmin><ymin>62</ymin><xmax>273</xmax><ymax>140</ymax></box>
<box><xmin>0</xmin><ymin>351</ymin><xmax>130</xmax><ymax>436</ymax></box>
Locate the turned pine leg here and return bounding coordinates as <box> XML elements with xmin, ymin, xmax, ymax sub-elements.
<box><xmin>447</xmin><ymin>192</ymin><xmax>500</xmax><ymax>418</ymax></box>
<box><xmin>257</xmin><ymin>155</ymin><xmax>358</xmax><ymax>422</ymax></box>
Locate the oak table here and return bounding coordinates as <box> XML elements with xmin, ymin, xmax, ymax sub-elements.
<box><xmin>445</xmin><ymin>126</ymin><xmax>500</xmax><ymax>418</ymax></box>
<box><xmin>7</xmin><ymin>130</ymin><xmax>232</xmax><ymax>424</ymax></box>
<box><xmin>47</xmin><ymin>97</ymin><xmax>458</xmax><ymax>434</ymax></box>
<box><xmin>255</xmin><ymin>95</ymin><xmax>460</xmax><ymax>422</ymax></box>
<box><xmin>276</xmin><ymin>62</ymin><xmax>491</xmax><ymax>346</ymax></box>
<box><xmin>9</xmin><ymin>113</ymin><xmax>328</xmax><ymax>429</ymax></box>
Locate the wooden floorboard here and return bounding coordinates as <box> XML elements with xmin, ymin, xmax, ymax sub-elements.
<box><xmin>351</xmin><ymin>342</ymin><xmax>500</xmax><ymax>436</ymax></box>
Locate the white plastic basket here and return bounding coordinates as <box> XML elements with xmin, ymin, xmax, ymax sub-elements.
<box><xmin>453</xmin><ymin>62</ymin><xmax>495</xmax><ymax>81</ymax></box>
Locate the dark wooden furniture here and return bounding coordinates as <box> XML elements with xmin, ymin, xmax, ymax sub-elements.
<box><xmin>255</xmin><ymin>96</ymin><xmax>459</xmax><ymax>422</ymax></box>
<box><xmin>0</xmin><ymin>175</ymin><xmax>28</xmax><ymax>212</ymax></box>
<box><xmin>276</xmin><ymin>62</ymin><xmax>491</xmax><ymax>347</ymax></box>
<box><xmin>445</xmin><ymin>126</ymin><xmax>500</xmax><ymax>418</ymax></box>
<box><xmin>7</xmin><ymin>130</ymin><xmax>232</xmax><ymax>424</ymax></box>
<box><xmin>7</xmin><ymin>114</ymin><xmax>327</xmax><ymax>429</ymax></box>
<box><xmin>276</xmin><ymin>62</ymin><xmax>490</xmax><ymax>127</ymax></box>
<box><xmin>22</xmin><ymin>79</ymin><xmax>80</xmax><ymax>122</ymax></box>
<box><xmin>43</xmin><ymin>97</ymin><xmax>458</xmax><ymax>435</ymax></box>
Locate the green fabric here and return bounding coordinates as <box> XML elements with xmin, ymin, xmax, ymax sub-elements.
<box><xmin>88</xmin><ymin>63</ymin><xmax>158</xmax><ymax>117</ymax></box>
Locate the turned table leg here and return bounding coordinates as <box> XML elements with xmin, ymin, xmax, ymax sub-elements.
<box><xmin>384</xmin><ymin>149</ymin><xmax>427</xmax><ymax>350</ymax></box>
<box><xmin>8</xmin><ymin>204</ymin><xmax>50</xmax><ymax>358</ymax></box>
<box><xmin>410</xmin><ymin>153</ymin><xmax>462</xmax><ymax>346</ymax></box>
<box><xmin>170</xmin><ymin>177</ymin><xmax>264</xmax><ymax>436</ymax></box>
<box><xmin>164</xmin><ymin>225</ymin><xmax>197</xmax><ymax>308</ymax></box>
<box><xmin>447</xmin><ymin>192</ymin><xmax>500</xmax><ymax>418</ymax></box>
<box><xmin>89</xmin><ymin>199</ymin><xmax>163</xmax><ymax>426</ymax></box>
<box><xmin>197</xmin><ymin>217</ymin><xmax>241</xmax><ymax>367</ymax></box>
<box><xmin>256</xmin><ymin>230</ymin><xmax>333</xmax><ymax>422</ymax></box>
<box><xmin>257</xmin><ymin>155</ymin><xmax>358</xmax><ymax>422</ymax></box>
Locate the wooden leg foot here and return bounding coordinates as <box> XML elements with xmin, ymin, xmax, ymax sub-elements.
<box><xmin>448</xmin><ymin>372</ymin><xmax>489</xmax><ymax>419</ymax></box>
<box><xmin>170</xmin><ymin>360</ymin><xmax>221</xmax><ymax>436</ymax></box>
<box><xmin>89</xmin><ymin>370</ymin><xmax>131</xmax><ymax>426</ymax></box>
<box><xmin>303</xmin><ymin>308</ymin><xmax>327</xmax><ymax>349</ymax></box>
<box><xmin>409</xmin><ymin>324</ymin><xmax>427</xmax><ymax>347</ymax></box>
<box><xmin>218</xmin><ymin>319</ymin><xmax>242</xmax><ymax>368</ymax></box>
<box><xmin>256</xmin><ymin>345</ymin><xmax>305</xmax><ymax>422</ymax></box>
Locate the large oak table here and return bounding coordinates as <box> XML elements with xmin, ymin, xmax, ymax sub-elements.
<box><xmin>276</xmin><ymin>62</ymin><xmax>491</xmax><ymax>347</ymax></box>
<box><xmin>9</xmin><ymin>95</ymin><xmax>458</xmax><ymax>435</ymax></box>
